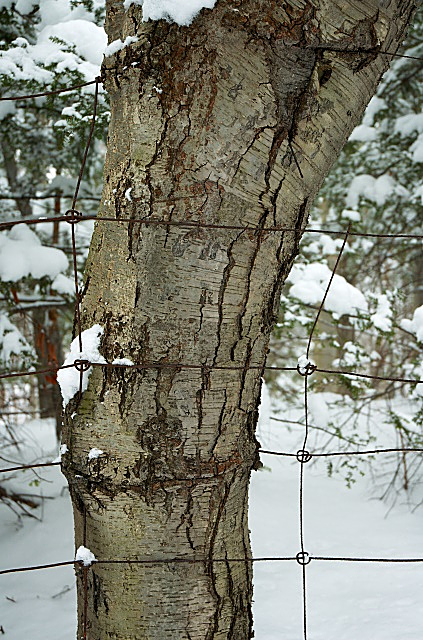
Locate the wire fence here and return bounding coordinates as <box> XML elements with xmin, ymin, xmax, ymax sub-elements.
<box><xmin>0</xmin><ymin>46</ymin><xmax>423</xmax><ymax>640</ymax></box>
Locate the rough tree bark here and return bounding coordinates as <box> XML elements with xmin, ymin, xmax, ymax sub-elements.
<box><xmin>61</xmin><ymin>1</ymin><xmax>416</xmax><ymax>638</ymax></box>
<box><xmin>33</xmin><ymin>307</ymin><xmax>63</xmax><ymax>437</ymax></box>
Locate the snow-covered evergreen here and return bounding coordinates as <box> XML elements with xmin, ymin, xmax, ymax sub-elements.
<box><xmin>272</xmin><ymin>10</ymin><xmax>423</xmax><ymax>498</ymax></box>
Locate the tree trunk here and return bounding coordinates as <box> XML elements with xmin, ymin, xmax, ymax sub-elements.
<box><xmin>0</xmin><ymin>135</ymin><xmax>32</xmax><ymax>217</ymax></box>
<box><xmin>33</xmin><ymin>307</ymin><xmax>64</xmax><ymax>438</ymax></box>
<box><xmin>62</xmin><ymin>1</ymin><xmax>416</xmax><ymax>638</ymax></box>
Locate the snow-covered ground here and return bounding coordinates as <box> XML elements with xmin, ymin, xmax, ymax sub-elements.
<box><xmin>0</xmin><ymin>419</ymin><xmax>76</xmax><ymax>639</ymax></box>
<box><xmin>0</xmin><ymin>395</ymin><xmax>422</xmax><ymax>639</ymax></box>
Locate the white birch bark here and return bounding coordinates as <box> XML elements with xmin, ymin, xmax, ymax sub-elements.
<box><xmin>62</xmin><ymin>1</ymin><xmax>417</xmax><ymax>638</ymax></box>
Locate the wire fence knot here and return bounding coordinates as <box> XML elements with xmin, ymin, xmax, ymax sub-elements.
<box><xmin>296</xmin><ymin>551</ymin><xmax>311</xmax><ymax>566</ymax></box>
<box><xmin>296</xmin><ymin>450</ymin><xmax>313</xmax><ymax>464</ymax></box>
<box><xmin>73</xmin><ymin>359</ymin><xmax>91</xmax><ymax>372</ymax></box>
<box><xmin>65</xmin><ymin>208</ymin><xmax>82</xmax><ymax>223</ymax></box>
<box><xmin>296</xmin><ymin>362</ymin><xmax>317</xmax><ymax>377</ymax></box>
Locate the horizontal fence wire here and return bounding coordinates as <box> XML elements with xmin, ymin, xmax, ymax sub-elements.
<box><xmin>2</xmin><ymin>446</ymin><xmax>422</xmax><ymax>476</ymax></box>
<box><xmin>0</xmin><ymin>360</ymin><xmax>423</xmax><ymax>385</ymax></box>
<box><xmin>0</xmin><ymin>462</ymin><xmax>61</xmax><ymax>474</ymax></box>
<box><xmin>260</xmin><ymin>447</ymin><xmax>423</xmax><ymax>458</ymax></box>
<box><xmin>2</xmin><ymin>554</ymin><xmax>423</xmax><ymax>577</ymax></box>
<box><xmin>0</xmin><ymin>194</ymin><xmax>101</xmax><ymax>201</ymax></box>
<box><xmin>0</xmin><ymin>360</ymin><xmax>421</xmax><ymax>384</ymax></box>
<box><xmin>0</xmin><ymin>46</ymin><xmax>421</xmax><ymax>103</ymax></box>
<box><xmin>1</xmin><ymin>212</ymin><xmax>423</xmax><ymax>239</ymax></box>
<box><xmin>1</xmin><ymin>42</ymin><xmax>422</xmax><ymax>640</ymax></box>
<box><xmin>0</xmin><ymin>78</ymin><xmax>100</xmax><ymax>102</ymax></box>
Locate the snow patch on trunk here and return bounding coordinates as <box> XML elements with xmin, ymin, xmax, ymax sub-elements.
<box><xmin>124</xmin><ymin>0</ymin><xmax>217</xmax><ymax>26</ymax></box>
<box><xmin>57</xmin><ymin>325</ymin><xmax>106</xmax><ymax>408</ymax></box>
<box><xmin>88</xmin><ymin>447</ymin><xmax>104</xmax><ymax>460</ymax></box>
<box><xmin>75</xmin><ymin>545</ymin><xmax>97</xmax><ymax>566</ymax></box>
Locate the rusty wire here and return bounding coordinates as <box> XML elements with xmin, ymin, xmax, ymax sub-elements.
<box><xmin>1</xmin><ymin>446</ymin><xmax>422</xmax><ymax>476</ymax></box>
<box><xmin>82</xmin><ymin>565</ymin><xmax>89</xmax><ymax>640</ymax></box>
<box><xmin>0</xmin><ymin>47</ymin><xmax>420</xmax><ymax>104</ymax></box>
<box><xmin>299</xmin><ymin>374</ymin><xmax>311</xmax><ymax>639</ymax></box>
<box><xmin>2</xmin><ymin>553</ymin><xmax>423</xmax><ymax>577</ymax></box>
<box><xmin>0</xmin><ymin>78</ymin><xmax>100</xmax><ymax>102</ymax></box>
<box><xmin>69</xmin><ymin>77</ymin><xmax>100</xmax><ymax>354</ymax></box>
<box><xmin>1</xmin><ymin>444</ymin><xmax>422</xmax><ymax>476</ymax></box>
<box><xmin>306</xmin><ymin>224</ymin><xmax>351</xmax><ymax>358</ymax></box>
<box><xmin>0</xmin><ymin>194</ymin><xmax>101</xmax><ymax>201</ymax></box>
<box><xmin>0</xmin><ymin>461</ymin><xmax>61</xmax><ymax>474</ymax></box>
<box><xmin>0</xmin><ymin>360</ymin><xmax>421</xmax><ymax>385</ymax></box>
<box><xmin>260</xmin><ymin>447</ymin><xmax>423</xmax><ymax>458</ymax></box>
<box><xmin>1</xmin><ymin>212</ymin><xmax>423</xmax><ymax>239</ymax></box>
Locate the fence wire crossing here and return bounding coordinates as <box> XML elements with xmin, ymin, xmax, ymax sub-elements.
<box><xmin>0</xmin><ymin>55</ymin><xmax>422</xmax><ymax>640</ymax></box>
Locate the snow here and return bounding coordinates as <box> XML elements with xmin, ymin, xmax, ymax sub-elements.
<box><xmin>0</xmin><ymin>100</ymin><xmax>16</xmax><ymax>120</ymax></box>
<box><xmin>414</xmin><ymin>185</ymin><xmax>423</xmax><ymax>205</ymax></box>
<box><xmin>112</xmin><ymin>357</ymin><xmax>134</xmax><ymax>366</ymax></box>
<box><xmin>104</xmin><ymin>36</ymin><xmax>139</xmax><ymax>58</ymax></box>
<box><xmin>51</xmin><ymin>273</ymin><xmax>75</xmax><ymax>296</ymax></box>
<box><xmin>52</xmin><ymin>443</ymin><xmax>68</xmax><ymax>463</ymax></box>
<box><xmin>401</xmin><ymin>305</ymin><xmax>423</xmax><ymax>342</ymax></box>
<box><xmin>38</xmin><ymin>0</ymin><xmax>103</xmax><ymax>28</ymax></box>
<box><xmin>37</xmin><ymin>20</ymin><xmax>107</xmax><ymax>68</ymax></box>
<box><xmin>61</xmin><ymin>104</ymin><xmax>82</xmax><ymax>119</ymax></box>
<box><xmin>394</xmin><ymin>113</ymin><xmax>423</xmax><ymax>137</ymax></box>
<box><xmin>307</xmin><ymin>234</ymin><xmax>344</xmax><ymax>257</ymax></box>
<box><xmin>392</xmin><ymin>113</ymin><xmax>423</xmax><ymax>163</ymax></box>
<box><xmin>75</xmin><ymin>546</ymin><xmax>97</xmax><ymax>567</ymax></box>
<box><xmin>362</xmin><ymin>96</ymin><xmax>386</xmax><ymax>126</ymax></box>
<box><xmin>0</xmin><ymin>225</ymin><xmax>68</xmax><ymax>282</ymax></box>
<box><xmin>57</xmin><ymin>325</ymin><xmax>106</xmax><ymax>408</ymax></box>
<box><xmin>341</xmin><ymin>208</ymin><xmax>361</xmax><ymax>222</ymax></box>
<box><xmin>87</xmin><ymin>448</ymin><xmax>104</xmax><ymax>460</ymax></box>
<box><xmin>370</xmin><ymin>294</ymin><xmax>393</xmax><ymax>333</ymax></box>
<box><xmin>349</xmin><ymin>124</ymin><xmax>378</xmax><ymax>142</ymax></box>
<box><xmin>287</xmin><ymin>262</ymin><xmax>368</xmax><ymax>317</ymax></box>
<box><xmin>333</xmin><ymin>341</ymin><xmax>371</xmax><ymax>369</ymax></box>
<box><xmin>0</xmin><ymin>419</ymin><xmax>76</xmax><ymax>637</ymax></box>
<box><xmin>15</xmin><ymin>0</ymin><xmax>37</xmax><ymax>13</ymax></box>
<box><xmin>346</xmin><ymin>174</ymin><xmax>405</xmax><ymax>209</ymax></box>
<box><xmin>251</xmin><ymin>388</ymin><xmax>423</xmax><ymax>639</ymax></box>
<box><xmin>127</xmin><ymin>0</ymin><xmax>217</xmax><ymax>26</ymax></box>
<box><xmin>0</xmin><ymin>314</ymin><xmax>33</xmax><ymax>362</ymax></box>
<box><xmin>0</xmin><ymin>2</ymin><xmax>107</xmax><ymax>88</ymax></box>
<box><xmin>410</xmin><ymin>133</ymin><xmax>423</xmax><ymax>163</ymax></box>
<box><xmin>0</xmin><ymin>40</ymin><xmax>54</xmax><ymax>84</ymax></box>
<box><xmin>123</xmin><ymin>0</ymin><xmax>142</xmax><ymax>9</ymax></box>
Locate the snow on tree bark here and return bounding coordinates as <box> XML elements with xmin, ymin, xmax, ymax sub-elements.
<box><xmin>61</xmin><ymin>1</ymin><xmax>417</xmax><ymax>638</ymax></box>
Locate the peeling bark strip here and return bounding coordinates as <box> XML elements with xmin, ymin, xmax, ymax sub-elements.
<box><xmin>61</xmin><ymin>1</ymin><xmax>416</xmax><ymax>638</ymax></box>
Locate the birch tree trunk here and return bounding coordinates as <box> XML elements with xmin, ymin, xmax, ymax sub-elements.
<box><xmin>61</xmin><ymin>1</ymin><xmax>416</xmax><ymax>638</ymax></box>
